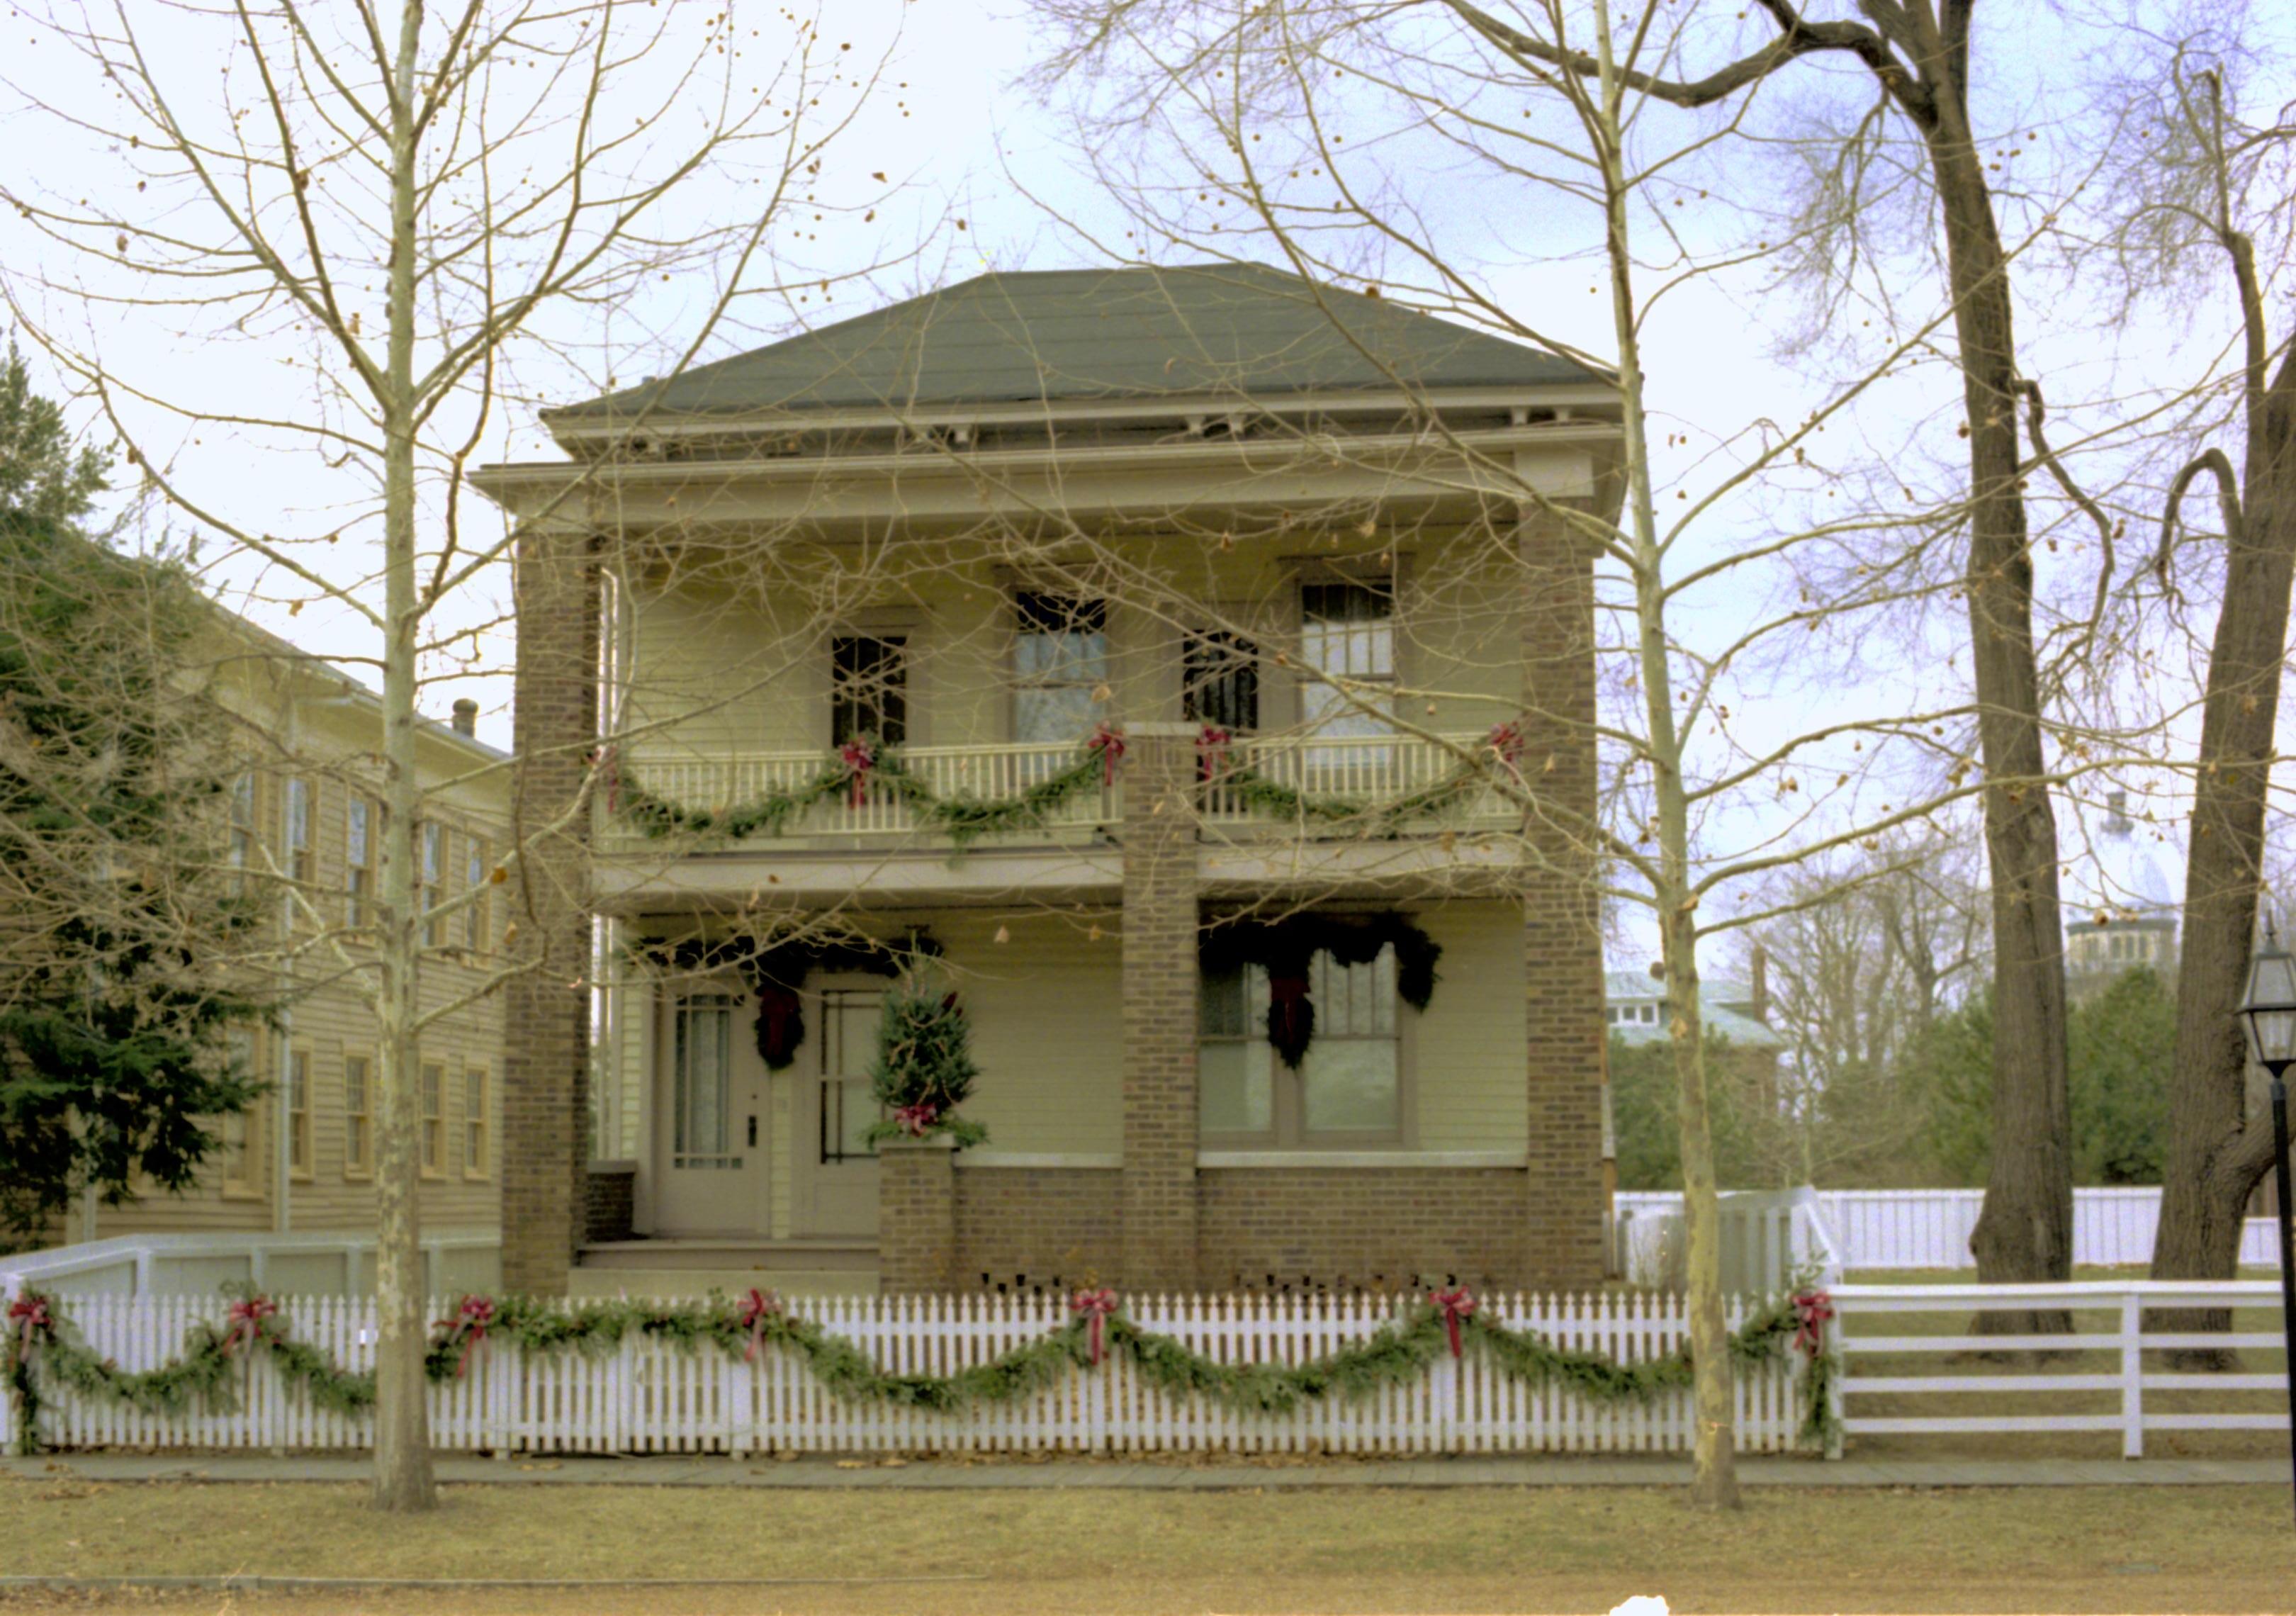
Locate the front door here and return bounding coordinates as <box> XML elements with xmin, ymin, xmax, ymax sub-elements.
<box><xmin>797</xmin><ymin>987</ymin><xmax>882</xmax><ymax>1238</ymax></box>
<box><xmin>652</xmin><ymin>992</ymin><xmax>767</xmax><ymax>1237</ymax></box>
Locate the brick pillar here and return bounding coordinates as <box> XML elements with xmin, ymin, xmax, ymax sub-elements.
<box><xmin>502</xmin><ymin>524</ymin><xmax>599</xmax><ymax>1296</ymax></box>
<box><xmin>1120</xmin><ymin>722</ymin><xmax>1200</xmax><ymax>1290</ymax></box>
<box><xmin>877</xmin><ymin>1138</ymin><xmax>957</xmax><ymax>1293</ymax></box>
<box><xmin>1519</xmin><ymin>505</ymin><xmax>1609</xmax><ymax>1287</ymax></box>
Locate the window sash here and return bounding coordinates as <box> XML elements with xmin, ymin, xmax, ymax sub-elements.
<box><xmin>464</xmin><ymin>838</ymin><xmax>488</xmax><ymax>949</ymax></box>
<box><xmin>673</xmin><ymin>996</ymin><xmax>739</xmax><ymax>1169</ymax></box>
<box><xmin>1183</xmin><ymin>632</ymin><xmax>1260</xmax><ymax>731</ymax></box>
<box><xmin>288</xmin><ymin>1049</ymin><xmax>313</xmax><ymax>1175</ymax></box>
<box><xmin>346</xmin><ymin>798</ymin><xmax>373</xmax><ymax>926</ymax></box>
<box><xmin>831</xmin><ymin>635</ymin><xmax>908</xmax><ymax>747</ymax></box>
<box><xmin>344</xmin><ymin>1055</ymin><xmax>373</xmax><ymax>1175</ymax></box>
<box><xmin>421</xmin><ymin>1061</ymin><xmax>446</xmax><ymax>1174</ymax></box>
<box><xmin>284</xmin><ymin>780</ymin><xmax>313</xmax><ymax>883</ymax></box>
<box><xmin>1198</xmin><ymin>945</ymin><xmax>1403</xmax><ymax>1145</ymax></box>
<box><xmin>420</xmin><ymin>824</ymin><xmax>445</xmax><ymax>947</ymax></box>
<box><xmin>1300</xmin><ymin>580</ymin><xmax>1395</xmax><ymax>743</ymax></box>
<box><xmin>1011</xmin><ymin>594</ymin><xmax>1108</xmax><ymax>744</ymax></box>
<box><xmin>463</xmin><ymin>1067</ymin><xmax>488</xmax><ymax>1178</ymax></box>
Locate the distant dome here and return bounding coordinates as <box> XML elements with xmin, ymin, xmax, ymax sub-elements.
<box><xmin>2066</xmin><ymin>792</ymin><xmax>2180</xmax><ymax>922</ymax></box>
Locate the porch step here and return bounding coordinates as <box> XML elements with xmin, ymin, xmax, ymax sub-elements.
<box><xmin>568</xmin><ymin>1266</ymin><xmax>879</xmax><ymax>1300</ymax></box>
<box><xmin>578</xmin><ymin>1238</ymin><xmax>877</xmax><ymax>1274</ymax></box>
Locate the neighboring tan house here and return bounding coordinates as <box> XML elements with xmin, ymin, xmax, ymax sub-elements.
<box><xmin>57</xmin><ymin>607</ymin><xmax>510</xmax><ymax>1249</ymax></box>
<box><xmin>2064</xmin><ymin>790</ymin><xmax>2181</xmax><ymax>997</ymax></box>
<box><xmin>473</xmin><ymin>264</ymin><xmax>1625</xmax><ymax>1297</ymax></box>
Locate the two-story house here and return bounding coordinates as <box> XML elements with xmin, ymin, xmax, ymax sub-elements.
<box><xmin>474</xmin><ymin>264</ymin><xmax>1624</xmax><ymax>1296</ymax></box>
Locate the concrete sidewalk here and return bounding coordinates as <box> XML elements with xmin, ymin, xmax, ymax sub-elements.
<box><xmin>5</xmin><ymin>1452</ymin><xmax>2287</xmax><ymax>1488</ymax></box>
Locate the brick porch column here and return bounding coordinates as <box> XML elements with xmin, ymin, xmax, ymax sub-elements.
<box><xmin>1519</xmin><ymin>505</ymin><xmax>1609</xmax><ymax>1287</ymax></box>
<box><xmin>1120</xmin><ymin>722</ymin><xmax>1200</xmax><ymax>1290</ymax></box>
<box><xmin>502</xmin><ymin>524</ymin><xmax>600</xmax><ymax>1296</ymax></box>
<box><xmin>878</xmin><ymin>1136</ymin><xmax>958</xmax><ymax>1293</ymax></box>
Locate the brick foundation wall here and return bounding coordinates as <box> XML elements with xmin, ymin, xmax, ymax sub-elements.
<box><xmin>502</xmin><ymin>525</ymin><xmax>599</xmax><ymax>1296</ymax></box>
<box><xmin>584</xmin><ymin>1162</ymin><xmax>636</xmax><ymax>1245</ymax></box>
<box><xmin>878</xmin><ymin>1138</ymin><xmax>957</xmax><ymax>1292</ymax></box>
<box><xmin>953</xmin><ymin>1166</ymin><xmax>1123</xmax><ymax>1290</ymax></box>
<box><xmin>1120</xmin><ymin>725</ymin><xmax>1200</xmax><ymax>1289</ymax></box>
<box><xmin>1197</xmin><ymin>1167</ymin><xmax>1533</xmax><ymax>1291</ymax></box>
<box><xmin>1517</xmin><ymin>505</ymin><xmax>1609</xmax><ymax>1289</ymax></box>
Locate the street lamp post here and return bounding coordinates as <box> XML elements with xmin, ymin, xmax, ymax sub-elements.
<box><xmin>2233</xmin><ymin>924</ymin><xmax>2296</xmax><ymax>1525</ymax></box>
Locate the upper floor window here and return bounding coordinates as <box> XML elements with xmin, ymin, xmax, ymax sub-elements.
<box><xmin>283</xmin><ymin>779</ymin><xmax>313</xmax><ymax>885</ymax></box>
<box><xmin>1300</xmin><ymin>580</ymin><xmax>1395</xmax><ymax>740</ymax></box>
<box><xmin>420</xmin><ymin>822</ymin><xmax>445</xmax><ymax>948</ymax></box>
<box><xmin>228</xmin><ymin>773</ymin><xmax>259</xmax><ymax>881</ymax></box>
<box><xmin>346</xmin><ymin>795</ymin><xmax>375</xmax><ymax>928</ymax></box>
<box><xmin>831</xmin><ymin>635</ymin><xmax>908</xmax><ymax>747</ymax></box>
<box><xmin>464</xmin><ymin>836</ymin><xmax>490</xmax><ymax>951</ymax></box>
<box><xmin>1012</xmin><ymin>593</ymin><xmax>1106</xmax><ymax>744</ymax></box>
<box><xmin>1184</xmin><ymin>631</ymin><xmax>1259</xmax><ymax>732</ymax></box>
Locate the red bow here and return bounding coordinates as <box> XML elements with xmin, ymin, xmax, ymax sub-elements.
<box><xmin>6</xmin><ymin>1292</ymin><xmax>52</xmax><ymax>1369</ymax></box>
<box><xmin>439</xmin><ymin>1295</ymin><xmax>497</xmax><ymax>1379</ymax></box>
<box><xmin>1487</xmin><ymin>721</ymin><xmax>1526</xmax><ymax>768</ymax></box>
<box><xmin>1071</xmin><ymin>1289</ymin><xmax>1119</xmax><ymax>1366</ymax></box>
<box><xmin>1195</xmin><ymin>724</ymin><xmax>1232</xmax><ymax>782</ymax></box>
<box><xmin>222</xmin><ymin>1295</ymin><xmax>277</xmax><ymax>1357</ymax></box>
<box><xmin>1791</xmin><ymin>1289</ymin><xmax>1835</xmax><ymax>1357</ymax></box>
<box><xmin>1428</xmin><ymin>1287</ymin><xmax>1478</xmax><ymax>1358</ymax></box>
<box><xmin>892</xmin><ymin>1100</ymin><xmax>940</xmax><ymax>1137</ymax></box>
<box><xmin>1086</xmin><ymin>724</ymin><xmax>1126</xmax><ymax>787</ymax></box>
<box><xmin>839</xmin><ymin>738</ymin><xmax>876</xmax><ymax>809</ymax></box>
<box><xmin>737</xmin><ymin>1288</ymin><xmax>782</xmax><ymax>1362</ymax></box>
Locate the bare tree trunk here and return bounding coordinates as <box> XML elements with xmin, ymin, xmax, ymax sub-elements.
<box><xmin>2152</xmin><ymin>347</ymin><xmax>2296</xmax><ymax>1320</ymax></box>
<box><xmin>371</xmin><ymin>0</ymin><xmax>436</xmax><ymax>1514</ymax></box>
<box><xmin>1919</xmin><ymin>76</ymin><xmax>2073</xmax><ymax>1326</ymax></box>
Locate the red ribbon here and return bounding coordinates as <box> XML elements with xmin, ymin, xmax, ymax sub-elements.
<box><xmin>840</xmin><ymin>738</ymin><xmax>876</xmax><ymax>809</ymax></box>
<box><xmin>6</xmin><ymin>1292</ymin><xmax>52</xmax><ymax>1369</ymax></box>
<box><xmin>892</xmin><ymin>1100</ymin><xmax>940</xmax><ymax>1137</ymax></box>
<box><xmin>1428</xmin><ymin>1287</ymin><xmax>1477</xmax><ymax>1358</ymax></box>
<box><xmin>1791</xmin><ymin>1289</ymin><xmax>1835</xmax><ymax>1357</ymax></box>
<box><xmin>222</xmin><ymin>1295</ymin><xmax>277</xmax><ymax>1357</ymax></box>
<box><xmin>1086</xmin><ymin>723</ymin><xmax>1127</xmax><ymax>787</ymax></box>
<box><xmin>438</xmin><ymin>1295</ymin><xmax>496</xmax><ymax>1379</ymax></box>
<box><xmin>1195</xmin><ymin>724</ymin><xmax>1232</xmax><ymax>782</ymax></box>
<box><xmin>1070</xmin><ymin>1288</ymin><xmax>1119</xmax><ymax>1366</ymax></box>
<box><xmin>737</xmin><ymin>1288</ymin><xmax>782</xmax><ymax>1362</ymax></box>
<box><xmin>1487</xmin><ymin>721</ymin><xmax>1526</xmax><ymax>769</ymax></box>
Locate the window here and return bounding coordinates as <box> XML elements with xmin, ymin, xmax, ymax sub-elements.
<box><xmin>421</xmin><ymin>1060</ymin><xmax>446</xmax><ymax>1176</ymax></box>
<box><xmin>228</xmin><ymin>773</ymin><xmax>259</xmax><ymax>886</ymax></box>
<box><xmin>344</xmin><ymin>1053</ymin><xmax>373</xmax><ymax>1177</ymax></box>
<box><xmin>1183</xmin><ymin>631</ymin><xmax>1259</xmax><ymax>732</ymax></box>
<box><xmin>287</xmin><ymin>1047</ymin><xmax>313</xmax><ymax>1179</ymax></box>
<box><xmin>463</xmin><ymin>837</ymin><xmax>489</xmax><ymax>951</ymax></box>
<box><xmin>284</xmin><ymin>779</ymin><xmax>313</xmax><ymax>885</ymax></box>
<box><xmin>463</xmin><ymin>1065</ymin><xmax>490</xmax><ymax>1179</ymax></box>
<box><xmin>420</xmin><ymin>823</ymin><xmax>445</xmax><ymax>948</ymax></box>
<box><xmin>820</xmin><ymin>989</ymin><xmax>884</xmax><ymax>1163</ymax></box>
<box><xmin>1300</xmin><ymin>580</ymin><xmax>1396</xmax><ymax>773</ymax></box>
<box><xmin>672</xmin><ymin>996</ymin><xmax>740</xmax><ymax>1169</ymax></box>
<box><xmin>831</xmin><ymin>635</ymin><xmax>908</xmax><ymax>747</ymax></box>
<box><xmin>221</xmin><ymin>1028</ymin><xmax>265</xmax><ymax>1197</ymax></box>
<box><xmin>346</xmin><ymin>796</ymin><xmax>375</xmax><ymax>927</ymax></box>
<box><xmin>1198</xmin><ymin>943</ymin><xmax>1405</xmax><ymax>1145</ymax></box>
<box><xmin>1012</xmin><ymin>593</ymin><xmax>1107</xmax><ymax>744</ymax></box>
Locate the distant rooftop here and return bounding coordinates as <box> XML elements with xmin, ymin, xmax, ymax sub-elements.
<box><xmin>1604</xmin><ymin>970</ymin><xmax>1782</xmax><ymax>1049</ymax></box>
<box><xmin>2065</xmin><ymin>790</ymin><xmax>2180</xmax><ymax>925</ymax></box>
<box><xmin>553</xmin><ymin>263</ymin><xmax>1608</xmax><ymax>421</ymax></box>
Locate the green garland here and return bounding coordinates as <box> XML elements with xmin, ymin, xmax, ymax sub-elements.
<box><xmin>616</xmin><ymin>741</ymin><xmax>1110</xmax><ymax>850</ymax></box>
<box><xmin>6</xmin><ymin>1285</ymin><xmax>1838</xmax><ymax>1454</ymax></box>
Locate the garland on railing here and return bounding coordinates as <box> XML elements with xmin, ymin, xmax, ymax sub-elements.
<box><xmin>5</xmin><ymin>1283</ymin><xmax>1840</xmax><ymax>1454</ymax></box>
<box><xmin>616</xmin><ymin>730</ymin><xmax>1115</xmax><ymax>849</ymax></box>
<box><xmin>1200</xmin><ymin>720</ymin><xmax>1527</xmax><ymax>830</ymax></box>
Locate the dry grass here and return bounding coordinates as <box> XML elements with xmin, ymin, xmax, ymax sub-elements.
<box><xmin>3</xmin><ymin>1474</ymin><xmax>2295</xmax><ymax>1615</ymax></box>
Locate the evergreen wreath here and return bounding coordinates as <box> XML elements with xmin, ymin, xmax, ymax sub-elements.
<box><xmin>617</xmin><ymin>734</ymin><xmax>1112</xmax><ymax>850</ymax></box>
<box><xmin>5</xmin><ymin>1284</ymin><xmax>1839</xmax><ymax>1455</ymax></box>
<box><xmin>1200</xmin><ymin>912</ymin><xmax>1443</xmax><ymax>1069</ymax></box>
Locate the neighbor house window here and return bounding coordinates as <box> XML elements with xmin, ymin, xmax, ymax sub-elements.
<box><xmin>1183</xmin><ymin>631</ymin><xmax>1259</xmax><ymax>732</ymax></box>
<box><xmin>221</xmin><ymin>1028</ymin><xmax>265</xmax><ymax>1197</ymax></box>
<box><xmin>420</xmin><ymin>823</ymin><xmax>445</xmax><ymax>948</ymax></box>
<box><xmin>1012</xmin><ymin>593</ymin><xmax>1107</xmax><ymax>744</ymax></box>
<box><xmin>287</xmin><ymin>1046</ymin><xmax>313</xmax><ymax>1179</ymax></box>
<box><xmin>343</xmin><ymin>1053</ymin><xmax>373</xmax><ymax>1177</ymax></box>
<box><xmin>463</xmin><ymin>1065</ymin><xmax>490</xmax><ymax>1180</ymax></box>
<box><xmin>346</xmin><ymin>796</ymin><xmax>375</xmax><ymax>927</ymax></box>
<box><xmin>1198</xmin><ymin>943</ymin><xmax>1405</xmax><ymax>1145</ymax></box>
<box><xmin>421</xmin><ymin>1060</ymin><xmax>446</xmax><ymax>1176</ymax></box>
<box><xmin>283</xmin><ymin>778</ymin><xmax>313</xmax><ymax>887</ymax></box>
<box><xmin>831</xmin><ymin>635</ymin><xmax>908</xmax><ymax>748</ymax></box>
<box><xmin>463</xmin><ymin>837</ymin><xmax>489</xmax><ymax>951</ymax></box>
<box><xmin>1300</xmin><ymin>580</ymin><xmax>1395</xmax><ymax>774</ymax></box>
<box><xmin>228</xmin><ymin>773</ymin><xmax>259</xmax><ymax>887</ymax></box>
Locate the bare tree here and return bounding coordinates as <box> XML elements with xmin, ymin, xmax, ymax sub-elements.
<box><xmin>1</xmin><ymin>0</ymin><xmax>894</xmax><ymax>1511</ymax></box>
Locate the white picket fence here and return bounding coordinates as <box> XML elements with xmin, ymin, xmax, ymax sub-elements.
<box><xmin>1616</xmin><ymin>1186</ymin><xmax>2280</xmax><ymax>1279</ymax></box>
<box><xmin>1</xmin><ymin>1290</ymin><xmax>1810</xmax><ymax>1458</ymax></box>
<box><xmin>1828</xmin><ymin>1279</ymin><xmax>2291</xmax><ymax>1459</ymax></box>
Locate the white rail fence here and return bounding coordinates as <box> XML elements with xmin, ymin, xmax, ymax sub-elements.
<box><xmin>0</xmin><ymin>1230</ymin><xmax>500</xmax><ymax>1301</ymax></box>
<box><xmin>1611</xmin><ymin>1186</ymin><xmax>1843</xmax><ymax>1291</ymax></box>
<box><xmin>2</xmin><ymin>1290</ymin><xmax>1808</xmax><ymax>1458</ymax></box>
<box><xmin>1828</xmin><ymin>1280</ymin><xmax>2290</xmax><ymax>1459</ymax></box>
<box><xmin>1617</xmin><ymin>1186</ymin><xmax>2280</xmax><ymax>1280</ymax></box>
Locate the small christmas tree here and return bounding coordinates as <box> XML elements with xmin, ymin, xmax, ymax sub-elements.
<box><xmin>866</xmin><ymin>977</ymin><xmax>987</xmax><ymax>1146</ymax></box>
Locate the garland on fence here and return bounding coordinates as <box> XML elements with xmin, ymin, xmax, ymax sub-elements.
<box><xmin>5</xmin><ymin>1283</ymin><xmax>1840</xmax><ymax>1454</ymax></box>
<box><xmin>615</xmin><ymin>729</ymin><xmax>1118</xmax><ymax>850</ymax></box>
<box><xmin>1200</xmin><ymin>720</ymin><xmax>1528</xmax><ymax>831</ymax></box>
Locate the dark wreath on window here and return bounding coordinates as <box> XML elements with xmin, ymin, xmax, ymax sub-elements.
<box><xmin>1198</xmin><ymin>912</ymin><xmax>1441</xmax><ymax>1070</ymax></box>
<box><xmin>641</xmin><ymin>930</ymin><xmax>940</xmax><ymax>1072</ymax></box>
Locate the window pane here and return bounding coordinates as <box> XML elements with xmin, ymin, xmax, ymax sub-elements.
<box><xmin>1302</xmin><ymin>1038</ymin><xmax>1399</xmax><ymax>1133</ymax></box>
<box><xmin>1183</xmin><ymin>633</ymin><xmax>1259</xmax><ymax>731</ymax></box>
<box><xmin>1199</xmin><ymin>1040</ymin><xmax>1273</xmax><ymax>1133</ymax></box>
<box><xmin>831</xmin><ymin>636</ymin><xmax>908</xmax><ymax>746</ymax></box>
<box><xmin>675</xmin><ymin>998</ymin><xmax>735</xmax><ymax>1164</ymax></box>
<box><xmin>1015</xmin><ymin>684</ymin><xmax>1096</xmax><ymax>744</ymax></box>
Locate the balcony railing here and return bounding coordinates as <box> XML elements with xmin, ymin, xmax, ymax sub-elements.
<box><xmin>608</xmin><ymin>731</ymin><xmax>1517</xmax><ymax>848</ymax></box>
